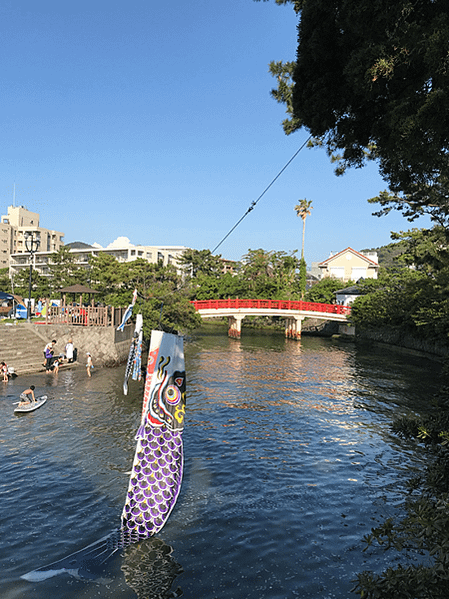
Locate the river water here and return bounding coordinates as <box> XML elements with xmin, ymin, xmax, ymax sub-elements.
<box><xmin>0</xmin><ymin>326</ymin><xmax>442</xmax><ymax>599</ymax></box>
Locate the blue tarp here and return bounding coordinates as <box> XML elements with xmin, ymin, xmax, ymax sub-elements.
<box><xmin>0</xmin><ymin>292</ymin><xmax>27</xmax><ymax>318</ymax></box>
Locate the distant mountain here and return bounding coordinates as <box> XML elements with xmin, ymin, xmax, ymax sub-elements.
<box><xmin>361</xmin><ymin>241</ymin><xmax>407</xmax><ymax>269</ymax></box>
<box><xmin>64</xmin><ymin>241</ymin><xmax>95</xmax><ymax>250</ymax></box>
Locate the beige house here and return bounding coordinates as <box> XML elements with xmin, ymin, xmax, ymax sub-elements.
<box><xmin>318</xmin><ymin>247</ymin><xmax>379</xmax><ymax>282</ymax></box>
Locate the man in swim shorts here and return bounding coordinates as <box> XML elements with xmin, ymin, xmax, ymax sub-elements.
<box><xmin>19</xmin><ymin>385</ymin><xmax>36</xmax><ymax>406</ymax></box>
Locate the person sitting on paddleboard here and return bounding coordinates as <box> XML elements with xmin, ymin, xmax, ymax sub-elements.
<box><xmin>18</xmin><ymin>385</ymin><xmax>36</xmax><ymax>406</ymax></box>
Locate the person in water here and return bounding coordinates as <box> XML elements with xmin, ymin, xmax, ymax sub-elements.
<box><xmin>18</xmin><ymin>385</ymin><xmax>36</xmax><ymax>406</ymax></box>
<box><xmin>86</xmin><ymin>352</ymin><xmax>93</xmax><ymax>377</ymax></box>
<box><xmin>1</xmin><ymin>361</ymin><xmax>8</xmax><ymax>382</ymax></box>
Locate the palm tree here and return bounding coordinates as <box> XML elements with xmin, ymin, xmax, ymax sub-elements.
<box><xmin>294</xmin><ymin>199</ymin><xmax>313</xmax><ymax>259</ymax></box>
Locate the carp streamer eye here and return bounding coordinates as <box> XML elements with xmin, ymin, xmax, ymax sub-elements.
<box><xmin>165</xmin><ymin>385</ymin><xmax>181</xmax><ymax>405</ymax></box>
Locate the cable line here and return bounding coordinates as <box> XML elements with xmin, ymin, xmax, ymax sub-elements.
<box><xmin>212</xmin><ymin>135</ymin><xmax>312</xmax><ymax>254</ymax></box>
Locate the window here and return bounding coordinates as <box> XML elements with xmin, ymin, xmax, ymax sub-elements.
<box><xmin>351</xmin><ymin>267</ymin><xmax>366</xmax><ymax>280</ymax></box>
<box><xmin>330</xmin><ymin>267</ymin><xmax>344</xmax><ymax>279</ymax></box>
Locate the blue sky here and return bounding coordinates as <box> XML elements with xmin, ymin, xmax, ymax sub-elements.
<box><xmin>1</xmin><ymin>0</ymin><xmax>430</xmax><ymax>264</ymax></box>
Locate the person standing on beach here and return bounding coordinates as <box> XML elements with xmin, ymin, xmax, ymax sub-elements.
<box><xmin>65</xmin><ymin>339</ymin><xmax>74</xmax><ymax>363</ymax></box>
<box><xmin>44</xmin><ymin>340</ymin><xmax>56</xmax><ymax>371</ymax></box>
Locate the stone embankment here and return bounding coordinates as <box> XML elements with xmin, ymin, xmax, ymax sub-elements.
<box><xmin>301</xmin><ymin>318</ymin><xmax>340</xmax><ymax>336</ymax></box>
<box><xmin>303</xmin><ymin>319</ymin><xmax>448</xmax><ymax>361</ymax></box>
<box><xmin>0</xmin><ymin>322</ymin><xmax>134</xmax><ymax>375</ymax></box>
<box><xmin>354</xmin><ymin>327</ymin><xmax>449</xmax><ymax>360</ymax></box>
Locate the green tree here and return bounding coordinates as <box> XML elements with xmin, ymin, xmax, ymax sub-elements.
<box><xmin>89</xmin><ymin>252</ymin><xmax>122</xmax><ymax>299</ymax></box>
<box><xmin>294</xmin><ymin>199</ymin><xmax>312</xmax><ymax>298</ymax></box>
<box><xmin>268</xmin><ymin>60</ymin><xmax>301</xmax><ymax>135</ymax></box>
<box><xmin>11</xmin><ymin>268</ymin><xmax>50</xmax><ymax>300</ymax></box>
<box><xmin>0</xmin><ymin>268</ymin><xmax>11</xmax><ymax>292</ymax></box>
<box><xmin>391</xmin><ymin>226</ymin><xmax>449</xmax><ymax>274</ymax></box>
<box><xmin>179</xmin><ymin>249</ymin><xmax>223</xmax><ymax>278</ymax></box>
<box><xmin>361</xmin><ymin>242</ymin><xmax>407</xmax><ymax>270</ymax></box>
<box><xmin>240</xmin><ymin>249</ymin><xmax>300</xmax><ymax>299</ymax></box>
<box><xmin>91</xmin><ymin>257</ymin><xmax>202</xmax><ymax>338</ymax></box>
<box><xmin>138</xmin><ymin>285</ymin><xmax>201</xmax><ymax>340</ymax></box>
<box><xmin>258</xmin><ymin>0</ymin><xmax>449</xmax><ymax>220</ymax></box>
<box><xmin>123</xmin><ymin>259</ymin><xmax>179</xmax><ymax>298</ymax></box>
<box><xmin>350</xmin><ymin>268</ymin><xmax>436</xmax><ymax>332</ymax></box>
<box><xmin>294</xmin><ymin>199</ymin><xmax>313</xmax><ymax>260</ymax></box>
<box><xmin>305</xmin><ymin>277</ymin><xmax>349</xmax><ymax>304</ymax></box>
<box><xmin>48</xmin><ymin>247</ymin><xmax>87</xmax><ymax>293</ymax></box>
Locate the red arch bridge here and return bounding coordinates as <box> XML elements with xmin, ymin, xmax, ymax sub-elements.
<box><xmin>190</xmin><ymin>299</ymin><xmax>351</xmax><ymax>339</ymax></box>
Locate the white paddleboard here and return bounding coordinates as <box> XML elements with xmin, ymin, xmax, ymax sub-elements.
<box><xmin>14</xmin><ymin>396</ymin><xmax>47</xmax><ymax>414</ymax></box>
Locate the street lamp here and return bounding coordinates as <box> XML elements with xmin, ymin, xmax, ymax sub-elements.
<box><xmin>24</xmin><ymin>232</ymin><xmax>40</xmax><ymax>322</ymax></box>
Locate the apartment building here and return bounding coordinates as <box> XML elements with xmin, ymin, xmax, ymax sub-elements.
<box><xmin>9</xmin><ymin>237</ymin><xmax>189</xmax><ymax>279</ymax></box>
<box><xmin>0</xmin><ymin>205</ymin><xmax>64</xmax><ymax>266</ymax></box>
<box><xmin>0</xmin><ymin>221</ymin><xmax>16</xmax><ymax>269</ymax></box>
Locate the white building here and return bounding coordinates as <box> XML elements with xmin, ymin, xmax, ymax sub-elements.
<box><xmin>9</xmin><ymin>236</ymin><xmax>189</xmax><ymax>279</ymax></box>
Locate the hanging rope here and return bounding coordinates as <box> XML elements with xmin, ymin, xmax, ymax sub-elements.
<box><xmin>212</xmin><ymin>135</ymin><xmax>312</xmax><ymax>254</ymax></box>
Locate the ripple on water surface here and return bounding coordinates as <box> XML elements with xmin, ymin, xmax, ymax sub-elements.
<box><xmin>0</xmin><ymin>332</ymin><xmax>441</xmax><ymax>598</ymax></box>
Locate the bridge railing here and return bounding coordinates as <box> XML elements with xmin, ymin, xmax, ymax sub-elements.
<box><xmin>191</xmin><ymin>299</ymin><xmax>351</xmax><ymax>315</ymax></box>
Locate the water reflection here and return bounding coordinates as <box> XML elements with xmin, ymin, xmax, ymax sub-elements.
<box><xmin>0</xmin><ymin>330</ymin><xmax>443</xmax><ymax>598</ymax></box>
<box><xmin>122</xmin><ymin>537</ymin><xmax>182</xmax><ymax>599</ymax></box>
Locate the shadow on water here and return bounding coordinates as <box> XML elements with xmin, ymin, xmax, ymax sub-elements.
<box><xmin>122</xmin><ymin>537</ymin><xmax>183</xmax><ymax>599</ymax></box>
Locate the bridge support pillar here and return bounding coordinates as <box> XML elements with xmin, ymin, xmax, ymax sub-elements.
<box><xmin>228</xmin><ymin>315</ymin><xmax>244</xmax><ymax>339</ymax></box>
<box><xmin>285</xmin><ymin>316</ymin><xmax>303</xmax><ymax>340</ymax></box>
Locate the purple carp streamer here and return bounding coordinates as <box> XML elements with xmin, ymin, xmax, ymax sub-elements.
<box><xmin>22</xmin><ymin>330</ymin><xmax>186</xmax><ymax>583</ymax></box>
<box><xmin>122</xmin><ymin>330</ymin><xmax>186</xmax><ymax>537</ymax></box>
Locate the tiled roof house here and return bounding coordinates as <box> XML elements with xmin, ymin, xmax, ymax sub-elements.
<box><xmin>318</xmin><ymin>247</ymin><xmax>379</xmax><ymax>282</ymax></box>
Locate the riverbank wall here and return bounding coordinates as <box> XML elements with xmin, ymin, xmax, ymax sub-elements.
<box><xmin>37</xmin><ymin>323</ymin><xmax>135</xmax><ymax>366</ymax></box>
<box><xmin>354</xmin><ymin>326</ymin><xmax>449</xmax><ymax>361</ymax></box>
<box><xmin>0</xmin><ymin>322</ymin><xmax>134</xmax><ymax>374</ymax></box>
<box><xmin>301</xmin><ymin>318</ymin><xmax>340</xmax><ymax>336</ymax></box>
